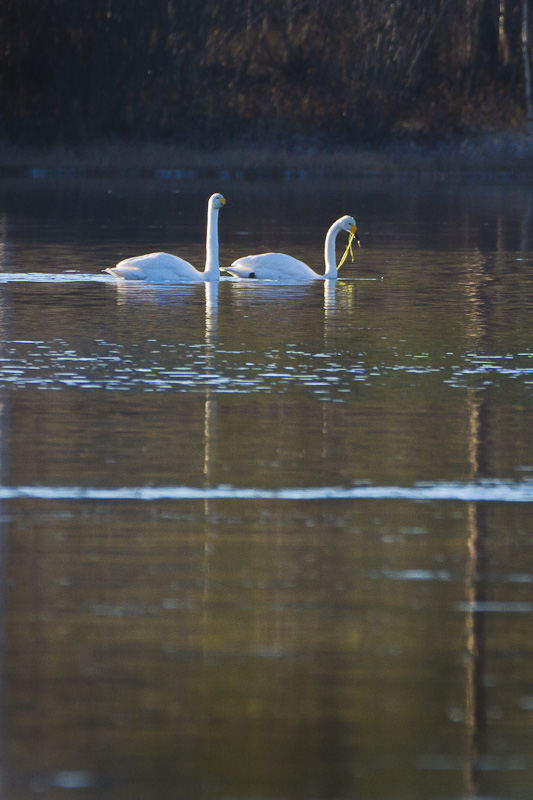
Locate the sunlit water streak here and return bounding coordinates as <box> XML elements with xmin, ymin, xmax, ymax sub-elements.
<box><xmin>0</xmin><ymin>271</ymin><xmax>377</xmax><ymax>282</ymax></box>
<box><xmin>0</xmin><ymin>272</ymin><xmax>114</xmax><ymax>282</ymax></box>
<box><xmin>0</xmin><ymin>337</ymin><xmax>531</xmax><ymax>394</ymax></box>
<box><xmin>1</xmin><ymin>479</ymin><xmax>532</xmax><ymax>501</ymax></box>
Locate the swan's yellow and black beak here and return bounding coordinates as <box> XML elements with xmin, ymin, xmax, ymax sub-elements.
<box><xmin>350</xmin><ymin>223</ymin><xmax>361</xmax><ymax>247</ymax></box>
<box><xmin>221</xmin><ymin>197</ymin><xmax>232</xmax><ymax>206</ymax></box>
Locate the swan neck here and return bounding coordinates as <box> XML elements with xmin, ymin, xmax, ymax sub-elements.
<box><xmin>204</xmin><ymin>203</ymin><xmax>220</xmax><ymax>279</ymax></box>
<box><xmin>324</xmin><ymin>223</ymin><xmax>340</xmax><ymax>278</ymax></box>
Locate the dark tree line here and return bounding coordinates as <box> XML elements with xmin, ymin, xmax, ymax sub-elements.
<box><xmin>0</xmin><ymin>0</ymin><xmax>531</xmax><ymax>147</ymax></box>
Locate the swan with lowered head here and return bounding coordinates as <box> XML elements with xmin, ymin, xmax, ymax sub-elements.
<box><xmin>105</xmin><ymin>193</ymin><xmax>229</xmax><ymax>283</ymax></box>
<box><xmin>224</xmin><ymin>215</ymin><xmax>360</xmax><ymax>282</ymax></box>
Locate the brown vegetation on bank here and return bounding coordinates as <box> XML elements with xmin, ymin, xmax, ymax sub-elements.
<box><xmin>1</xmin><ymin>0</ymin><xmax>533</xmax><ymax>169</ymax></box>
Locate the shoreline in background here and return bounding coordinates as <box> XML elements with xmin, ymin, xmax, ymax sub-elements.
<box><xmin>2</xmin><ymin>133</ymin><xmax>533</xmax><ymax>179</ymax></box>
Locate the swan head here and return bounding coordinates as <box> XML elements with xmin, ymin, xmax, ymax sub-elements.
<box><xmin>339</xmin><ymin>215</ymin><xmax>361</xmax><ymax>246</ymax></box>
<box><xmin>209</xmin><ymin>193</ymin><xmax>230</xmax><ymax>210</ymax></box>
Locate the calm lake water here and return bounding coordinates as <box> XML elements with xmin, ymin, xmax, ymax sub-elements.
<box><xmin>0</xmin><ymin>173</ymin><xmax>532</xmax><ymax>800</ymax></box>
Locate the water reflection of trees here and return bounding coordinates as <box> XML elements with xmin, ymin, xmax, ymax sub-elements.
<box><xmin>465</xmin><ymin>393</ymin><xmax>489</xmax><ymax>796</ymax></box>
<box><xmin>2</xmin><ymin>241</ymin><xmax>533</xmax><ymax>797</ymax></box>
<box><xmin>463</xmin><ymin>245</ymin><xmax>490</xmax><ymax>797</ymax></box>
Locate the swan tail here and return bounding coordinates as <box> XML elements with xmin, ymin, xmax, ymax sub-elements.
<box><xmin>224</xmin><ymin>254</ymin><xmax>276</xmax><ymax>279</ymax></box>
<box><xmin>104</xmin><ymin>266</ymin><xmax>147</xmax><ymax>281</ymax></box>
<box><xmin>224</xmin><ymin>266</ymin><xmax>256</xmax><ymax>279</ymax></box>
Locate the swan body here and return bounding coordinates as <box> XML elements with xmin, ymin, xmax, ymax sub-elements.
<box><xmin>105</xmin><ymin>193</ymin><xmax>229</xmax><ymax>283</ymax></box>
<box><xmin>225</xmin><ymin>215</ymin><xmax>358</xmax><ymax>282</ymax></box>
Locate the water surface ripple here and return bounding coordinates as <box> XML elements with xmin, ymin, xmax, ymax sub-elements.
<box><xmin>2</xmin><ymin>177</ymin><xmax>533</xmax><ymax>800</ymax></box>
<box><xmin>0</xmin><ymin>336</ymin><xmax>531</xmax><ymax>396</ymax></box>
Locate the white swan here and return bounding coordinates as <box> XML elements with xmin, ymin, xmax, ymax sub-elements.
<box><xmin>224</xmin><ymin>215</ymin><xmax>359</xmax><ymax>282</ymax></box>
<box><xmin>105</xmin><ymin>193</ymin><xmax>229</xmax><ymax>283</ymax></box>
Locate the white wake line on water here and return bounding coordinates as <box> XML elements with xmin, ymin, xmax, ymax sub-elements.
<box><xmin>0</xmin><ymin>273</ymin><xmax>114</xmax><ymax>283</ymax></box>
<box><xmin>0</xmin><ymin>273</ymin><xmax>375</xmax><ymax>285</ymax></box>
<box><xmin>0</xmin><ymin>481</ymin><xmax>532</xmax><ymax>502</ymax></box>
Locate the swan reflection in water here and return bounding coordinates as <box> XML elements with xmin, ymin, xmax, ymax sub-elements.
<box><xmin>109</xmin><ymin>278</ymin><xmax>218</xmax><ymax>335</ymax></box>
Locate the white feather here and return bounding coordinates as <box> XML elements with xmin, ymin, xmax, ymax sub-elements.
<box><xmin>225</xmin><ymin>215</ymin><xmax>357</xmax><ymax>282</ymax></box>
<box><xmin>105</xmin><ymin>193</ymin><xmax>228</xmax><ymax>283</ymax></box>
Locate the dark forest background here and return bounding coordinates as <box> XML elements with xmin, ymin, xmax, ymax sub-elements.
<box><xmin>1</xmin><ymin>0</ymin><xmax>532</xmax><ymax>150</ymax></box>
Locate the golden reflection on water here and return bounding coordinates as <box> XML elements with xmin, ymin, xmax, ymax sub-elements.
<box><xmin>6</xmin><ymin>495</ymin><xmax>533</xmax><ymax>799</ymax></box>
<box><xmin>1</xmin><ymin>178</ymin><xmax>533</xmax><ymax>798</ymax></box>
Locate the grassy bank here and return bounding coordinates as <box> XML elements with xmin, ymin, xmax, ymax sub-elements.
<box><xmin>2</xmin><ymin>134</ymin><xmax>533</xmax><ymax>177</ymax></box>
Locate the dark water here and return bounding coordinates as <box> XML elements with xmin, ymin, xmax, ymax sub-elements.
<box><xmin>0</xmin><ymin>174</ymin><xmax>533</xmax><ymax>799</ymax></box>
